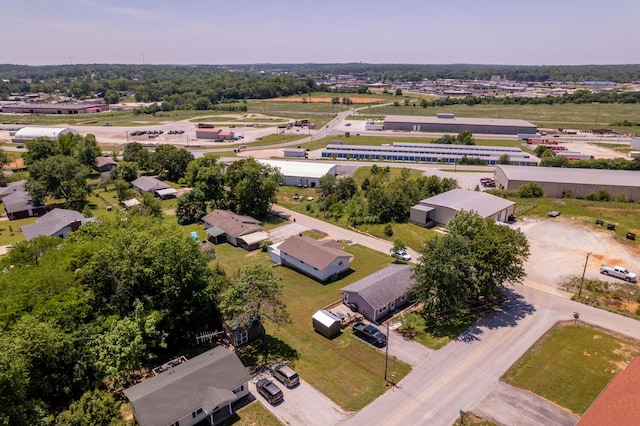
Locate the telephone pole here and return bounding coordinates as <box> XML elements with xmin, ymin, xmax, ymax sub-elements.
<box><xmin>578</xmin><ymin>252</ymin><xmax>591</xmax><ymax>298</ymax></box>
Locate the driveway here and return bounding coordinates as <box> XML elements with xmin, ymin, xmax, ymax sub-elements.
<box><xmin>249</xmin><ymin>373</ymin><xmax>351</xmax><ymax>425</ymax></box>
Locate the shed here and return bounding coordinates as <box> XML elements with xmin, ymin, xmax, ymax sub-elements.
<box><xmin>312</xmin><ymin>310</ymin><xmax>341</xmax><ymax>339</ymax></box>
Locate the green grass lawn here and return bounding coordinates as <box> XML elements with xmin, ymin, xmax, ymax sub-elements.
<box><xmin>300</xmin><ymin>135</ymin><xmax>524</xmax><ymax>151</ymax></box>
<box><xmin>220</xmin><ymin>401</ymin><xmax>282</xmax><ymax>426</ymax></box>
<box><xmin>502</xmin><ymin>323</ymin><xmax>640</xmax><ymax>415</ymax></box>
<box><xmin>356</xmin><ymin>222</ymin><xmax>434</xmax><ymax>252</ymax></box>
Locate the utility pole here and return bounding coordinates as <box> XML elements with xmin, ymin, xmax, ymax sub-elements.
<box><xmin>578</xmin><ymin>252</ymin><xmax>591</xmax><ymax>298</ymax></box>
<box><xmin>384</xmin><ymin>321</ymin><xmax>390</xmax><ymax>383</ymax></box>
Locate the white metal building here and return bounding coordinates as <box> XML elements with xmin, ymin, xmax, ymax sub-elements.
<box><xmin>383</xmin><ymin>114</ymin><xmax>537</xmax><ymax>135</ymax></box>
<box><xmin>12</xmin><ymin>127</ymin><xmax>77</xmax><ymax>142</ymax></box>
<box><xmin>258</xmin><ymin>159</ymin><xmax>337</xmax><ymax>188</ymax></box>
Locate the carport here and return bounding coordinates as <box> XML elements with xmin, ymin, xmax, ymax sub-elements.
<box><xmin>206</xmin><ymin>226</ymin><xmax>226</xmax><ymax>244</ymax></box>
<box><xmin>238</xmin><ymin>231</ymin><xmax>270</xmax><ymax>251</ymax></box>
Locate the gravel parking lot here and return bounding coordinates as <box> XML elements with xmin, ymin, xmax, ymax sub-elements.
<box><xmin>520</xmin><ymin>217</ymin><xmax>639</xmax><ymax>291</ymax></box>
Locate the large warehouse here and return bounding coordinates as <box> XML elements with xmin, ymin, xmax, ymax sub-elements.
<box><xmin>2</xmin><ymin>103</ymin><xmax>109</xmax><ymax>114</ymax></box>
<box><xmin>321</xmin><ymin>142</ymin><xmax>539</xmax><ymax>166</ymax></box>
<box><xmin>494</xmin><ymin>165</ymin><xmax>640</xmax><ymax>201</ymax></box>
<box><xmin>383</xmin><ymin>114</ymin><xmax>537</xmax><ymax>135</ymax></box>
<box><xmin>11</xmin><ymin>127</ymin><xmax>77</xmax><ymax>142</ymax></box>
<box><xmin>258</xmin><ymin>159</ymin><xmax>337</xmax><ymax>188</ymax></box>
<box><xmin>410</xmin><ymin>188</ymin><xmax>515</xmax><ymax>227</ymax></box>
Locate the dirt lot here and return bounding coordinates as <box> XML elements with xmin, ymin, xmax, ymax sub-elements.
<box><xmin>519</xmin><ymin>217</ymin><xmax>639</xmax><ymax>291</ymax></box>
<box><xmin>559</xmin><ymin>142</ymin><xmax>625</xmax><ymax>159</ymax></box>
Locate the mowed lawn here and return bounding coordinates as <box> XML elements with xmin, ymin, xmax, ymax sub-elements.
<box><xmin>221</xmin><ymin>401</ymin><xmax>282</xmax><ymax>426</ymax></box>
<box><xmin>255</xmin><ymin>244</ymin><xmax>411</xmax><ymax>412</ymax></box>
<box><xmin>502</xmin><ymin>323</ymin><xmax>640</xmax><ymax>415</ymax></box>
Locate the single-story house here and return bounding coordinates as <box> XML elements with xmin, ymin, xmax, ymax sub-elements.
<box><xmin>312</xmin><ymin>310</ymin><xmax>342</xmax><ymax>339</ymax></box>
<box><xmin>2</xmin><ymin>190</ymin><xmax>46</xmax><ymax>220</ymax></box>
<box><xmin>271</xmin><ymin>235</ymin><xmax>352</xmax><ymax>282</ymax></box>
<box><xmin>122</xmin><ymin>198</ymin><xmax>141</xmax><ymax>210</ymax></box>
<box><xmin>341</xmin><ymin>264</ymin><xmax>414</xmax><ymax>323</ymax></box>
<box><xmin>410</xmin><ymin>188</ymin><xmax>515</xmax><ymax>227</ymax></box>
<box><xmin>0</xmin><ymin>179</ymin><xmax>26</xmax><ymax>200</ymax></box>
<box><xmin>20</xmin><ymin>208</ymin><xmax>92</xmax><ymax>241</ymax></box>
<box><xmin>124</xmin><ymin>347</ymin><xmax>251</xmax><ymax>426</ymax></box>
<box><xmin>131</xmin><ymin>176</ymin><xmax>169</xmax><ymax>194</ymax></box>
<box><xmin>94</xmin><ymin>156</ymin><xmax>118</xmax><ymax>173</ymax></box>
<box><xmin>201</xmin><ymin>209</ymin><xmax>269</xmax><ymax>251</ymax></box>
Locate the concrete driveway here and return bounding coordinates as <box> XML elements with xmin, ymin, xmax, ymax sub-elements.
<box><xmin>249</xmin><ymin>372</ymin><xmax>351</xmax><ymax>425</ymax></box>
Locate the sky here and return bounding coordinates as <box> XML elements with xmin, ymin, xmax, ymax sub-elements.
<box><xmin>2</xmin><ymin>0</ymin><xmax>639</xmax><ymax>66</ymax></box>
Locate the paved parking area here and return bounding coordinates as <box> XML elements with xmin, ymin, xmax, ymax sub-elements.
<box><xmin>267</xmin><ymin>222</ymin><xmax>309</xmax><ymax>242</ymax></box>
<box><xmin>249</xmin><ymin>373</ymin><xmax>351</xmax><ymax>425</ymax></box>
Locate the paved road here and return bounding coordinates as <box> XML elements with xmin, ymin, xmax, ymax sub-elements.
<box><xmin>264</xmin><ymin>208</ymin><xmax>640</xmax><ymax>425</ymax></box>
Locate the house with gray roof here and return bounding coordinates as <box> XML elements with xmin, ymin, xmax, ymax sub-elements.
<box><xmin>94</xmin><ymin>156</ymin><xmax>118</xmax><ymax>173</ymax></box>
<box><xmin>201</xmin><ymin>209</ymin><xmax>269</xmax><ymax>250</ymax></box>
<box><xmin>341</xmin><ymin>264</ymin><xmax>414</xmax><ymax>323</ymax></box>
<box><xmin>410</xmin><ymin>188</ymin><xmax>515</xmax><ymax>227</ymax></box>
<box><xmin>132</xmin><ymin>176</ymin><xmax>169</xmax><ymax>194</ymax></box>
<box><xmin>124</xmin><ymin>347</ymin><xmax>251</xmax><ymax>426</ymax></box>
<box><xmin>271</xmin><ymin>235</ymin><xmax>352</xmax><ymax>281</ymax></box>
<box><xmin>0</xmin><ymin>179</ymin><xmax>26</xmax><ymax>200</ymax></box>
<box><xmin>20</xmin><ymin>208</ymin><xmax>92</xmax><ymax>241</ymax></box>
<box><xmin>2</xmin><ymin>190</ymin><xmax>46</xmax><ymax>220</ymax></box>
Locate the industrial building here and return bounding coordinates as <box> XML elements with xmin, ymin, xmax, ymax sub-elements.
<box><xmin>258</xmin><ymin>159</ymin><xmax>337</xmax><ymax>188</ymax></box>
<box><xmin>383</xmin><ymin>114</ymin><xmax>537</xmax><ymax>135</ymax></box>
<box><xmin>410</xmin><ymin>189</ymin><xmax>516</xmax><ymax>227</ymax></box>
<box><xmin>321</xmin><ymin>142</ymin><xmax>539</xmax><ymax>166</ymax></box>
<box><xmin>494</xmin><ymin>165</ymin><xmax>640</xmax><ymax>201</ymax></box>
<box><xmin>2</xmin><ymin>103</ymin><xmax>109</xmax><ymax>114</ymax></box>
<box><xmin>11</xmin><ymin>127</ymin><xmax>77</xmax><ymax>142</ymax></box>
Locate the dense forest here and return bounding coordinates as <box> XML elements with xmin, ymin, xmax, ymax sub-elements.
<box><xmin>1</xmin><ymin>64</ymin><xmax>640</xmax><ymax>109</ymax></box>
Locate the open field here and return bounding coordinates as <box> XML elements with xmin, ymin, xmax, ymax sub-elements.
<box><xmin>357</xmin><ymin>103</ymin><xmax>640</xmax><ymax>131</ymax></box>
<box><xmin>502</xmin><ymin>322</ymin><xmax>640</xmax><ymax>415</ymax></box>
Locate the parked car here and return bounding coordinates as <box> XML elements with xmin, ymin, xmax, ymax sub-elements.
<box><xmin>390</xmin><ymin>249</ymin><xmax>411</xmax><ymax>261</ymax></box>
<box><xmin>547</xmin><ymin>210</ymin><xmax>561</xmax><ymax>217</ymax></box>
<box><xmin>352</xmin><ymin>322</ymin><xmax>387</xmax><ymax>348</ymax></box>
<box><xmin>600</xmin><ymin>265</ymin><xmax>637</xmax><ymax>283</ymax></box>
<box><xmin>256</xmin><ymin>378</ymin><xmax>284</xmax><ymax>404</ymax></box>
<box><xmin>271</xmin><ymin>363</ymin><xmax>300</xmax><ymax>388</ymax></box>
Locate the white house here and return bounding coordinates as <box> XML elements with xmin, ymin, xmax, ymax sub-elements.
<box><xmin>273</xmin><ymin>235</ymin><xmax>352</xmax><ymax>282</ymax></box>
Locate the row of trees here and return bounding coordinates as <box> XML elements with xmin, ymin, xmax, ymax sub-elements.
<box><xmin>535</xmin><ymin>145</ymin><xmax>640</xmax><ymax>170</ymax></box>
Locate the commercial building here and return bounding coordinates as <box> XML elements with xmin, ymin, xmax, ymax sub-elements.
<box><xmin>321</xmin><ymin>142</ymin><xmax>539</xmax><ymax>166</ymax></box>
<box><xmin>258</xmin><ymin>159</ymin><xmax>337</xmax><ymax>188</ymax></box>
<box><xmin>2</xmin><ymin>103</ymin><xmax>109</xmax><ymax>114</ymax></box>
<box><xmin>494</xmin><ymin>165</ymin><xmax>640</xmax><ymax>201</ymax></box>
<box><xmin>410</xmin><ymin>188</ymin><xmax>515</xmax><ymax>227</ymax></box>
<box><xmin>383</xmin><ymin>114</ymin><xmax>537</xmax><ymax>135</ymax></box>
<box><xmin>11</xmin><ymin>126</ymin><xmax>77</xmax><ymax>142</ymax></box>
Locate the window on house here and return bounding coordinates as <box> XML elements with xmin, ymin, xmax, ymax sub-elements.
<box><xmin>232</xmin><ymin>385</ymin><xmax>244</xmax><ymax>394</ymax></box>
<box><xmin>338</xmin><ymin>261</ymin><xmax>343</xmax><ymax>266</ymax></box>
<box><xmin>236</xmin><ymin>330</ymin><xmax>248</xmax><ymax>346</ymax></box>
<box><xmin>192</xmin><ymin>407</ymin><xmax>203</xmax><ymax>418</ymax></box>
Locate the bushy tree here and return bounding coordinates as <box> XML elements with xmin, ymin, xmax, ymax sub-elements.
<box><xmin>175</xmin><ymin>189</ymin><xmax>207</xmax><ymax>225</ymax></box>
<box><xmin>225</xmin><ymin>158</ymin><xmax>283</xmax><ymax>217</ymax></box>
<box><xmin>55</xmin><ymin>390</ymin><xmax>126</xmax><ymax>426</ymax></box>
<box><xmin>26</xmin><ymin>155</ymin><xmax>91</xmax><ymax>209</ymax></box>
<box><xmin>517</xmin><ymin>182</ymin><xmax>544</xmax><ymax>198</ymax></box>
<box><xmin>410</xmin><ymin>211</ymin><xmax>529</xmax><ymax>315</ymax></box>
<box><xmin>122</xmin><ymin>142</ymin><xmax>143</xmax><ymax>162</ymax></box>
<box><xmin>153</xmin><ymin>145</ymin><xmax>194</xmax><ymax>181</ymax></box>
<box><xmin>110</xmin><ymin>161</ymin><xmax>138</xmax><ymax>182</ymax></box>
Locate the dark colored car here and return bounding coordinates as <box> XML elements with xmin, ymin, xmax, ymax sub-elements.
<box><xmin>256</xmin><ymin>378</ymin><xmax>284</xmax><ymax>404</ymax></box>
<box><xmin>352</xmin><ymin>322</ymin><xmax>387</xmax><ymax>348</ymax></box>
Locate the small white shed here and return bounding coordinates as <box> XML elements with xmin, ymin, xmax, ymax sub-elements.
<box><xmin>312</xmin><ymin>310</ymin><xmax>341</xmax><ymax>339</ymax></box>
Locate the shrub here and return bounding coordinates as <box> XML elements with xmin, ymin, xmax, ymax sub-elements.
<box><xmin>384</xmin><ymin>223</ymin><xmax>394</xmax><ymax>237</ymax></box>
<box><xmin>517</xmin><ymin>182</ymin><xmax>544</xmax><ymax>198</ymax></box>
<box><xmin>586</xmin><ymin>189</ymin><xmax>611</xmax><ymax>201</ymax></box>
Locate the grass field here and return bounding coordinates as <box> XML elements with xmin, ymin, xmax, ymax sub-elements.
<box><xmin>502</xmin><ymin>322</ymin><xmax>640</xmax><ymax>415</ymax></box>
<box><xmin>358</xmin><ymin>103</ymin><xmax>640</xmax><ymax>131</ymax></box>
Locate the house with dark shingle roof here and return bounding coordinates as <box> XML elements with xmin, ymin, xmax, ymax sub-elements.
<box><xmin>2</xmin><ymin>190</ymin><xmax>46</xmax><ymax>220</ymax></box>
<box><xmin>124</xmin><ymin>347</ymin><xmax>251</xmax><ymax>426</ymax></box>
<box><xmin>341</xmin><ymin>264</ymin><xmax>414</xmax><ymax>323</ymax></box>
<box><xmin>201</xmin><ymin>209</ymin><xmax>269</xmax><ymax>250</ymax></box>
<box><xmin>20</xmin><ymin>208</ymin><xmax>92</xmax><ymax>241</ymax></box>
<box><xmin>272</xmin><ymin>235</ymin><xmax>352</xmax><ymax>281</ymax></box>
<box><xmin>94</xmin><ymin>156</ymin><xmax>118</xmax><ymax>173</ymax></box>
<box><xmin>0</xmin><ymin>179</ymin><xmax>26</xmax><ymax>200</ymax></box>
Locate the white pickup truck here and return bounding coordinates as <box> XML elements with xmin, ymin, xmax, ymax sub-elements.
<box><xmin>600</xmin><ymin>265</ymin><xmax>637</xmax><ymax>283</ymax></box>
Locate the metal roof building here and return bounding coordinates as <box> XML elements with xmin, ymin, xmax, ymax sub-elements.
<box><xmin>258</xmin><ymin>159</ymin><xmax>337</xmax><ymax>187</ymax></box>
<box><xmin>383</xmin><ymin>114</ymin><xmax>537</xmax><ymax>135</ymax></box>
<box><xmin>321</xmin><ymin>142</ymin><xmax>539</xmax><ymax>166</ymax></box>
<box><xmin>494</xmin><ymin>165</ymin><xmax>640</xmax><ymax>200</ymax></box>
<box><xmin>11</xmin><ymin>126</ymin><xmax>77</xmax><ymax>142</ymax></box>
<box><xmin>410</xmin><ymin>188</ymin><xmax>515</xmax><ymax>226</ymax></box>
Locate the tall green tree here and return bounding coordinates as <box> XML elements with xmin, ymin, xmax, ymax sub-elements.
<box><xmin>220</xmin><ymin>265</ymin><xmax>289</xmax><ymax>330</ymax></box>
<box><xmin>110</xmin><ymin>161</ymin><xmax>138</xmax><ymax>182</ymax></box>
<box><xmin>410</xmin><ymin>211</ymin><xmax>529</xmax><ymax>315</ymax></box>
<box><xmin>25</xmin><ymin>155</ymin><xmax>91</xmax><ymax>210</ymax></box>
<box><xmin>122</xmin><ymin>141</ymin><xmax>143</xmax><ymax>162</ymax></box>
<box><xmin>73</xmin><ymin>134</ymin><xmax>102</xmax><ymax>168</ymax></box>
<box><xmin>175</xmin><ymin>188</ymin><xmax>207</xmax><ymax>225</ymax></box>
<box><xmin>153</xmin><ymin>145</ymin><xmax>194</xmax><ymax>181</ymax></box>
<box><xmin>225</xmin><ymin>158</ymin><xmax>283</xmax><ymax>217</ymax></box>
